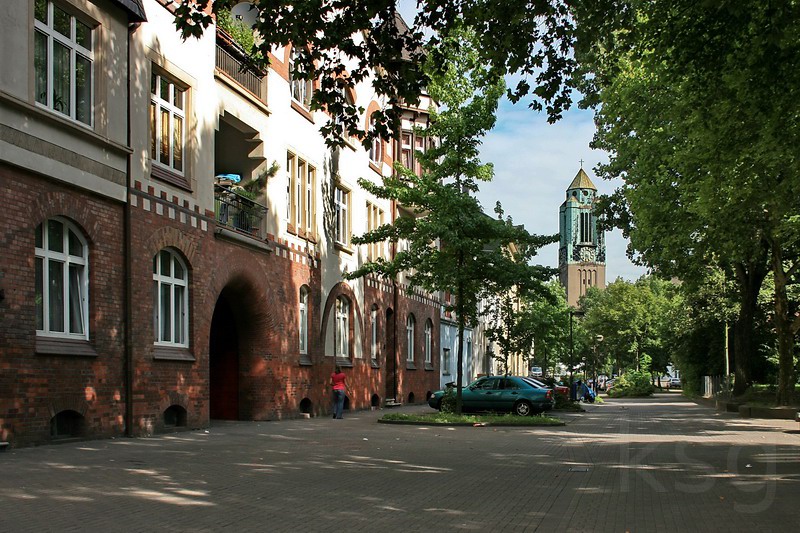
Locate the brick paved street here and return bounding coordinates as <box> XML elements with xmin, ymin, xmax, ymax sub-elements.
<box><xmin>1</xmin><ymin>394</ymin><xmax>798</xmax><ymax>532</ymax></box>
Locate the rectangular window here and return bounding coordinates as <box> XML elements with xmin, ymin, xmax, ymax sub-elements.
<box><xmin>414</xmin><ymin>135</ymin><xmax>425</xmax><ymax>176</ymax></box>
<box><xmin>400</xmin><ymin>132</ymin><xmax>413</xmax><ymax>169</ymax></box>
<box><xmin>34</xmin><ymin>0</ymin><xmax>94</xmax><ymax>126</ymax></box>
<box><xmin>334</xmin><ymin>185</ymin><xmax>350</xmax><ymax>246</ymax></box>
<box><xmin>287</xmin><ymin>152</ymin><xmax>316</xmax><ymax>238</ymax></box>
<box><xmin>580</xmin><ymin>211</ymin><xmax>592</xmax><ymax>244</ymax></box>
<box><xmin>365</xmin><ymin>202</ymin><xmax>384</xmax><ymax>260</ymax></box>
<box><xmin>150</xmin><ymin>68</ymin><xmax>186</xmax><ymax>175</ymax></box>
<box><xmin>289</xmin><ymin>48</ymin><xmax>312</xmax><ymax>108</ymax></box>
<box><xmin>443</xmin><ymin>348</ymin><xmax>451</xmax><ymax>375</ymax></box>
<box><xmin>296</xmin><ymin>160</ymin><xmax>304</xmax><ymax>229</ymax></box>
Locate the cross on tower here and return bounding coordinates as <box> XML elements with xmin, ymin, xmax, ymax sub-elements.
<box><xmin>579</xmin><ymin>158</ymin><xmax>584</xmax><ymax>169</ymax></box>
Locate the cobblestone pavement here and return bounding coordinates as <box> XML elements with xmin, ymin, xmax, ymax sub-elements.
<box><xmin>1</xmin><ymin>394</ymin><xmax>799</xmax><ymax>532</ymax></box>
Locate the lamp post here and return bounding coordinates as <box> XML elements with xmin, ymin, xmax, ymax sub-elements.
<box><xmin>592</xmin><ymin>334</ymin><xmax>604</xmax><ymax>391</ymax></box>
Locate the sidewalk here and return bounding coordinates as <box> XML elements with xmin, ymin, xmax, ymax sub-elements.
<box><xmin>1</xmin><ymin>395</ymin><xmax>798</xmax><ymax>532</ymax></box>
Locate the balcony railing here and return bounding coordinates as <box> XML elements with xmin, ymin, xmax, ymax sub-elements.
<box><xmin>214</xmin><ymin>184</ymin><xmax>268</xmax><ymax>241</ymax></box>
<box><xmin>215</xmin><ymin>41</ymin><xmax>265</xmax><ymax>101</ymax></box>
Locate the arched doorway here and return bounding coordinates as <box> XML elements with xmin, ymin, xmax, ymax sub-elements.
<box><xmin>210</xmin><ymin>291</ymin><xmax>240</xmax><ymax>420</ymax></box>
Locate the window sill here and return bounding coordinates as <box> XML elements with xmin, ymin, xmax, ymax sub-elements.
<box><xmin>406</xmin><ymin>362</ymin><xmax>416</xmax><ymax>370</ymax></box>
<box><xmin>36</xmin><ymin>337</ymin><xmax>97</xmax><ymax>357</ymax></box>
<box><xmin>424</xmin><ymin>363</ymin><xmax>435</xmax><ymax>371</ymax></box>
<box><xmin>299</xmin><ymin>354</ymin><xmax>312</xmax><ymax>366</ymax></box>
<box><xmin>335</xmin><ymin>358</ymin><xmax>353</xmax><ymax>368</ymax></box>
<box><xmin>290</xmin><ymin>100</ymin><xmax>314</xmax><ymax>123</ymax></box>
<box><xmin>151</xmin><ymin>165</ymin><xmax>192</xmax><ymax>191</ymax></box>
<box><xmin>368</xmin><ymin>161</ymin><xmax>382</xmax><ymax>175</ymax></box>
<box><xmin>153</xmin><ymin>346</ymin><xmax>196</xmax><ymax>362</ymax></box>
<box><xmin>370</xmin><ymin>359</ymin><xmax>380</xmax><ymax>369</ymax></box>
<box><xmin>334</xmin><ymin>241</ymin><xmax>354</xmax><ymax>255</ymax></box>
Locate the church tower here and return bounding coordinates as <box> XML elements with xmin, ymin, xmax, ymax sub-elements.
<box><xmin>559</xmin><ymin>168</ymin><xmax>606</xmax><ymax>307</ymax></box>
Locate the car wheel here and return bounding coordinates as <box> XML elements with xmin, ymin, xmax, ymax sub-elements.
<box><xmin>514</xmin><ymin>400</ymin><xmax>532</xmax><ymax>416</ymax></box>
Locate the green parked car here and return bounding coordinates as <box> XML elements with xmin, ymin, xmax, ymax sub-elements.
<box><xmin>428</xmin><ymin>376</ymin><xmax>554</xmax><ymax>416</ymax></box>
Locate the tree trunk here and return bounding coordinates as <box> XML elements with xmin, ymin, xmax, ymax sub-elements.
<box><xmin>770</xmin><ymin>240</ymin><xmax>796</xmax><ymax>406</ymax></box>
<box><xmin>455</xmin><ymin>281</ymin><xmax>465</xmax><ymax>415</ymax></box>
<box><xmin>732</xmin><ymin>254</ymin><xmax>769</xmax><ymax>396</ymax></box>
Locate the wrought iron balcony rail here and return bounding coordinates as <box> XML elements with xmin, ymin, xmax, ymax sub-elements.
<box><xmin>215</xmin><ymin>37</ymin><xmax>265</xmax><ymax>101</ymax></box>
<box><xmin>214</xmin><ymin>184</ymin><xmax>268</xmax><ymax>240</ymax></box>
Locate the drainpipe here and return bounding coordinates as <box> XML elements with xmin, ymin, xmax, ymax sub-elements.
<box><xmin>124</xmin><ymin>21</ymin><xmax>141</xmax><ymax>437</ymax></box>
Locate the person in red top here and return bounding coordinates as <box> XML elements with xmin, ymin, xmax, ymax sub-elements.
<box><xmin>330</xmin><ymin>365</ymin><xmax>350</xmax><ymax>419</ymax></box>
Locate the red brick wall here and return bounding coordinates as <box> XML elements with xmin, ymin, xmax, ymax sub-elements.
<box><xmin>0</xmin><ymin>164</ymin><xmax>126</xmax><ymax>447</ymax></box>
<box><xmin>1</xmin><ymin>170</ymin><xmax>442</xmax><ymax>447</ymax></box>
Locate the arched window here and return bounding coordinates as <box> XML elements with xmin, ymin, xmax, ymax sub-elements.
<box><xmin>299</xmin><ymin>286</ymin><xmax>309</xmax><ymax>354</ymax></box>
<box><xmin>370</xmin><ymin>305</ymin><xmax>378</xmax><ymax>362</ymax></box>
<box><xmin>153</xmin><ymin>248</ymin><xmax>188</xmax><ymax>346</ymax></box>
<box><xmin>35</xmin><ymin>218</ymin><xmax>89</xmax><ymax>338</ymax></box>
<box><xmin>424</xmin><ymin>319</ymin><xmax>433</xmax><ymax>365</ymax></box>
<box><xmin>335</xmin><ymin>296</ymin><xmax>350</xmax><ymax>358</ymax></box>
<box><xmin>406</xmin><ymin>314</ymin><xmax>416</xmax><ymax>363</ymax></box>
<box><xmin>368</xmin><ymin>115</ymin><xmax>383</xmax><ymax>163</ymax></box>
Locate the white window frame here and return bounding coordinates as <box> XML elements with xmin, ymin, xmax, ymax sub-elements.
<box><xmin>150</xmin><ymin>68</ymin><xmax>186</xmax><ymax>175</ymax></box>
<box><xmin>370</xmin><ymin>306</ymin><xmax>378</xmax><ymax>361</ymax></box>
<box><xmin>369</xmin><ymin>119</ymin><xmax>383</xmax><ymax>164</ymax></box>
<box><xmin>334</xmin><ymin>185</ymin><xmax>350</xmax><ymax>246</ymax></box>
<box><xmin>153</xmin><ymin>248</ymin><xmax>189</xmax><ymax>347</ymax></box>
<box><xmin>442</xmin><ymin>348</ymin><xmax>451</xmax><ymax>375</ymax></box>
<box><xmin>406</xmin><ymin>314</ymin><xmax>415</xmax><ymax>363</ymax></box>
<box><xmin>289</xmin><ymin>48</ymin><xmax>312</xmax><ymax>109</ymax></box>
<box><xmin>287</xmin><ymin>152</ymin><xmax>316</xmax><ymax>236</ymax></box>
<box><xmin>335</xmin><ymin>296</ymin><xmax>349</xmax><ymax>358</ymax></box>
<box><xmin>299</xmin><ymin>286</ymin><xmax>309</xmax><ymax>354</ymax></box>
<box><xmin>401</xmin><ymin>131</ymin><xmax>413</xmax><ymax>169</ymax></box>
<box><xmin>34</xmin><ymin>0</ymin><xmax>94</xmax><ymax>126</ymax></box>
<box><xmin>366</xmin><ymin>202</ymin><xmax>384</xmax><ymax>260</ymax></box>
<box><xmin>35</xmin><ymin>217</ymin><xmax>89</xmax><ymax>339</ymax></box>
<box><xmin>424</xmin><ymin>320</ymin><xmax>433</xmax><ymax>364</ymax></box>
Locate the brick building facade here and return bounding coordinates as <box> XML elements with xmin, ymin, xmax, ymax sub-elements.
<box><xmin>0</xmin><ymin>0</ymin><xmax>440</xmax><ymax>448</ymax></box>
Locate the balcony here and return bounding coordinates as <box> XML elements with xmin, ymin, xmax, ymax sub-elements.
<box><xmin>214</xmin><ymin>183</ymin><xmax>268</xmax><ymax>242</ymax></box>
<box><xmin>215</xmin><ymin>32</ymin><xmax>266</xmax><ymax>103</ymax></box>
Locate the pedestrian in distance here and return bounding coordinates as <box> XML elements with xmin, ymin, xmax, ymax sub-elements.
<box><xmin>330</xmin><ymin>364</ymin><xmax>351</xmax><ymax>419</ymax></box>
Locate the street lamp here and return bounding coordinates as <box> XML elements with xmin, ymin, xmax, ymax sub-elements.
<box><xmin>592</xmin><ymin>334</ymin><xmax>604</xmax><ymax>390</ymax></box>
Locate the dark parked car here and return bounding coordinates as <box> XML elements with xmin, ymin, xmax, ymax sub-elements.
<box><xmin>428</xmin><ymin>376</ymin><xmax>554</xmax><ymax>416</ymax></box>
<box><xmin>524</xmin><ymin>377</ymin><xmax>569</xmax><ymax>398</ymax></box>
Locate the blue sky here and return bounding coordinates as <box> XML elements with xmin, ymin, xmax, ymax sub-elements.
<box><xmin>476</xmin><ymin>99</ymin><xmax>647</xmax><ymax>282</ymax></box>
<box><xmin>394</xmin><ymin>0</ymin><xmax>646</xmax><ymax>281</ymax></box>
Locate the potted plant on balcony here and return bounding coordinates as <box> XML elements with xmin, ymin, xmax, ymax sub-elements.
<box><xmin>226</xmin><ymin>161</ymin><xmax>277</xmax><ymax>236</ymax></box>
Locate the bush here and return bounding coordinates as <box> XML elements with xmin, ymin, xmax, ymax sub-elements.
<box><xmin>608</xmin><ymin>370</ymin><xmax>655</xmax><ymax>397</ymax></box>
<box><xmin>440</xmin><ymin>386</ymin><xmax>457</xmax><ymax>413</ymax></box>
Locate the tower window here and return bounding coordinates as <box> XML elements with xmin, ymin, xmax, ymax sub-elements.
<box><xmin>580</xmin><ymin>211</ymin><xmax>593</xmax><ymax>244</ymax></box>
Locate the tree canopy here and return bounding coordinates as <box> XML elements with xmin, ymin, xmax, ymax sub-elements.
<box><xmin>572</xmin><ymin>0</ymin><xmax>800</xmax><ymax>402</ymax></box>
<box><xmin>174</xmin><ymin>0</ymin><xmax>576</xmax><ymax>147</ymax></box>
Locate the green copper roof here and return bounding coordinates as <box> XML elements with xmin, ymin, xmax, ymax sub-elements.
<box><xmin>568</xmin><ymin>168</ymin><xmax>597</xmax><ymax>191</ymax></box>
